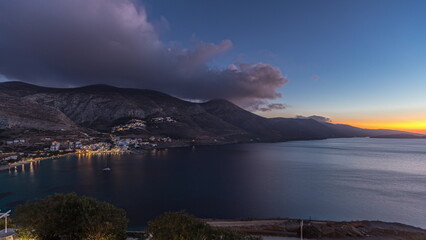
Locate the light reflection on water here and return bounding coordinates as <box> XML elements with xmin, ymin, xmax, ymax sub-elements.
<box><xmin>0</xmin><ymin>138</ymin><xmax>425</xmax><ymax>229</ymax></box>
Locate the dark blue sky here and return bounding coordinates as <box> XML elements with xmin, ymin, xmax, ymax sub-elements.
<box><xmin>0</xmin><ymin>0</ymin><xmax>425</xmax><ymax>132</ymax></box>
<box><xmin>143</xmin><ymin>0</ymin><xmax>426</xmax><ymax>129</ymax></box>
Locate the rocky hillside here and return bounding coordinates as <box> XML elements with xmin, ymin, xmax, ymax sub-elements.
<box><xmin>0</xmin><ymin>92</ymin><xmax>78</xmax><ymax>131</ymax></box>
<box><xmin>0</xmin><ymin>81</ymin><xmax>417</xmax><ymax>142</ymax></box>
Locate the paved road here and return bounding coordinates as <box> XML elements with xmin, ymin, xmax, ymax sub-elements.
<box><xmin>208</xmin><ymin>219</ymin><xmax>291</xmax><ymax>227</ymax></box>
<box><xmin>262</xmin><ymin>237</ymin><xmax>299</xmax><ymax>240</ymax></box>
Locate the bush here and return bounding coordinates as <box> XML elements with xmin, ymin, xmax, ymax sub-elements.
<box><xmin>14</xmin><ymin>193</ymin><xmax>128</xmax><ymax>240</ymax></box>
<box><xmin>147</xmin><ymin>211</ymin><xmax>261</xmax><ymax>240</ymax></box>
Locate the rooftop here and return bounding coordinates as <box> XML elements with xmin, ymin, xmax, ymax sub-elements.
<box><xmin>0</xmin><ymin>229</ymin><xmax>16</xmax><ymax>239</ymax></box>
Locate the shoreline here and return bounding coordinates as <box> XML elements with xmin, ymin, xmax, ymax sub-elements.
<box><xmin>0</xmin><ymin>152</ymin><xmax>77</xmax><ymax>172</ymax></box>
<box><xmin>205</xmin><ymin>218</ymin><xmax>426</xmax><ymax>239</ymax></box>
<box><xmin>3</xmin><ymin>137</ymin><xmax>424</xmax><ymax>173</ymax></box>
<box><xmin>0</xmin><ymin>140</ymin><xmax>247</xmax><ymax>172</ymax></box>
<box><xmin>126</xmin><ymin>218</ymin><xmax>426</xmax><ymax>239</ymax></box>
<box><xmin>0</xmin><ymin>150</ymin><xmax>127</xmax><ymax>172</ymax></box>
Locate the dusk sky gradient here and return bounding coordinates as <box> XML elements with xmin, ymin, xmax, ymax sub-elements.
<box><xmin>0</xmin><ymin>0</ymin><xmax>425</xmax><ymax>133</ymax></box>
<box><xmin>146</xmin><ymin>0</ymin><xmax>426</xmax><ymax>133</ymax></box>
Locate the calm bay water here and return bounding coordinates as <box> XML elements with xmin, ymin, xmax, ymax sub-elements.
<box><xmin>1</xmin><ymin>138</ymin><xmax>425</xmax><ymax>228</ymax></box>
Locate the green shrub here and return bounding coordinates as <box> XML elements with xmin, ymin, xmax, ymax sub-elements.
<box><xmin>147</xmin><ymin>211</ymin><xmax>260</xmax><ymax>240</ymax></box>
<box><xmin>14</xmin><ymin>193</ymin><xmax>128</xmax><ymax>240</ymax></box>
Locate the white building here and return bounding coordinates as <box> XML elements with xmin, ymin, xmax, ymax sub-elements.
<box><xmin>50</xmin><ymin>142</ymin><xmax>61</xmax><ymax>152</ymax></box>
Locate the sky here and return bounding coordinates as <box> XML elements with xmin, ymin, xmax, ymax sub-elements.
<box><xmin>0</xmin><ymin>0</ymin><xmax>425</xmax><ymax>133</ymax></box>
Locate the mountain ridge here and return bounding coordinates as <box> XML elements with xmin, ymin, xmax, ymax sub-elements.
<box><xmin>0</xmin><ymin>81</ymin><xmax>421</xmax><ymax>143</ymax></box>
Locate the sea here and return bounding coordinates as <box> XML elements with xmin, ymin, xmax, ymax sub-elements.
<box><xmin>1</xmin><ymin>138</ymin><xmax>425</xmax><ymax>229</ymax></box>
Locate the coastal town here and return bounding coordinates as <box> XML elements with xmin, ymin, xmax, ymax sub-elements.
<box><xmin>0</xmin><ymin>118</ymin><xmax>178</xmax><ymax>169</ymax></box>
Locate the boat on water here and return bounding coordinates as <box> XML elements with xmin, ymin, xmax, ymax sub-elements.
<box><xmin>102</xmin><ymin>155</ymin><xmax>111</xmax><ymax>171</ymax></box>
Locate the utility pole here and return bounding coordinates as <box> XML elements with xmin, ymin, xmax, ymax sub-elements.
<box><xmin>300</xmin><ymin>219</ymin><xmax>304</xmax><ymax>240</ymax></box>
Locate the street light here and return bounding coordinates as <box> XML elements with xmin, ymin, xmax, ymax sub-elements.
<box><xmin>0</xmin><ymin>210</ymin><xmax>11</xmax><ymax>233</ymax></box>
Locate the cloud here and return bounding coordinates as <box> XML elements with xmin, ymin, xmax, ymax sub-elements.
<box><xmin>0</xmin><ymin>0</ymin><xmax>288</xmax><ymax>109</ymax></box>
<box><xmin>296</xmin><ymin>115</ymin><xmax>332</xmax><ymax>123</ymax></box>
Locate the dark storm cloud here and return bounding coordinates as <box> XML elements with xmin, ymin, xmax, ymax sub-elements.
<box><xmin>296</xmin><ymin>115</ymin><xmax>332</xmax><ymax>123</ymax></box>
<box><xmin>0</xmin><ymin>0</ymin><xmax>288</xmax><ymax>109</ymax></box>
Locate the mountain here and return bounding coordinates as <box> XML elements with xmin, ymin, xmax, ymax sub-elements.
<box><xmin>320</xmin><ymin>122</ymin><xmax>417</xmax><ymax>138</ymax></box>
<box><xmin>0</xmin><ymin>82</ymin><xmax>249</xmax><ymax>141</ymax></box>
<box><xmin>0</xmin><ymin>81</ymin><xmax>420</xmax><ymax>143</ymax></box>
<box><xmin>372</xmin><ymin>133</ymin><xmax>425</xmax><ymax>139</ymax></box>
<box><xmin>0</xmin><ymin>92</ymin><xmax>78</xmax><ymax>131</ymax></box>
<box><xmin>202</xmin><ymin>100</ymin><xmax>336</xmax><ymax>140</ymax></box>
<box><xmin>201</xmin><ymin>99</ymin><xmax>281</xmax><ymax>140</ymax></box>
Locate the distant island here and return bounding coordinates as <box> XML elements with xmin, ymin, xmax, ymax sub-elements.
<box><xmin>0</xmin><ymin>81</ymin><xmax>423</xmax><ymax>166</ymax></box>
<box><xmin>372</xmin><ymin>133</ymin><xmax>426</xmax><ymax>139</ymax></box>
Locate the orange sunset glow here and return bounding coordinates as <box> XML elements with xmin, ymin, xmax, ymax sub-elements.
<box><xmin>339</xmin><ymin>121</ymin><xmax>426</xmax><ymax>134</ymax></box>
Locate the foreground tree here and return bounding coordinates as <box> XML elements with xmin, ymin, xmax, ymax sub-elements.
<box><xmin>147</xmin><ymin>211</ymin><xmax>261</xmax><ymax>240</ymax></box>
<box><xmin>14</xmin><ymin>193</ymin><xmax>128</xmax><ymax>240</ymax></box>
